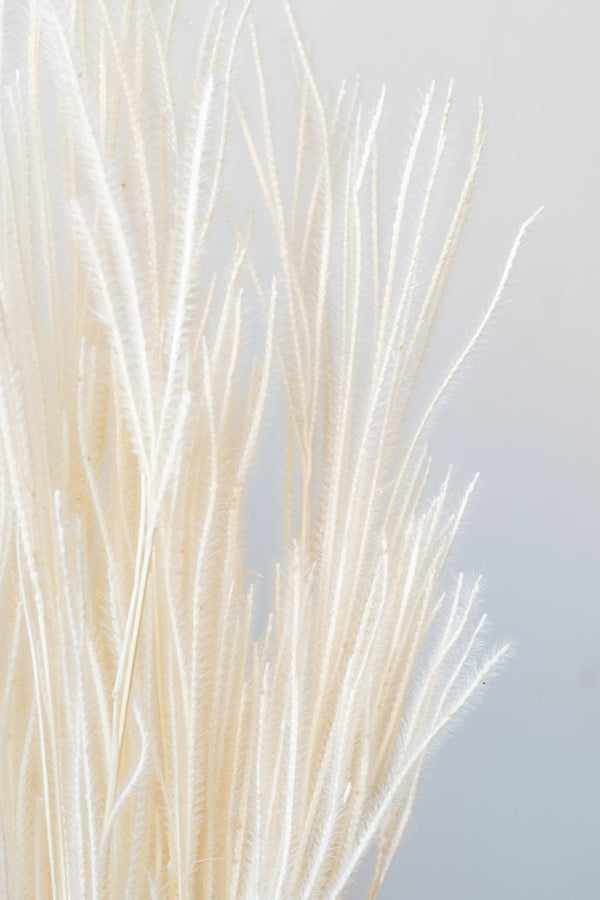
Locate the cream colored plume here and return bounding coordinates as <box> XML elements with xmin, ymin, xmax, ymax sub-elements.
<box><xmin>0</xmin><ymin>1</ymin><xmax>538</xmax><ymax>897</ymax></box>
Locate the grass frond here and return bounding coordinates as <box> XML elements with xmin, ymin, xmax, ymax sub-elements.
<box><xmin>0</xmin><ymin>1</ymin><xmax>537</xmax><ymax>897</ymax></box>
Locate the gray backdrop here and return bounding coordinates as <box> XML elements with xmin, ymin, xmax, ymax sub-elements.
<box><xmin>248</xmin><ymin>1</ymin><xmax>600</xmax><ymax>897</ymax></box>
<box><xmin>286</xmin><ymin>1</ymin><xmax>599</xmax><ymax>898</ymax></box>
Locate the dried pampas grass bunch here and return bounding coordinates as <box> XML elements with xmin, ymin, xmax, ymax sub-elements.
<box><xmin>0</xmin><ymin>1</ymin><xmax>538</xmax><ymax>897</ymax></box>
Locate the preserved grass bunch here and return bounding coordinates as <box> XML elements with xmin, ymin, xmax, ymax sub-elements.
<box><xmin>0</xmin><ymin>0</ymin><xmax>538</xmax><ymax>896</ymax></box>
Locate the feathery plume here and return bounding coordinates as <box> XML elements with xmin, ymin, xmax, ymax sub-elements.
<box><xmin>0</xmin><ymin>1</ymin><xmax>538</xmax><ymax>896</ymax></box>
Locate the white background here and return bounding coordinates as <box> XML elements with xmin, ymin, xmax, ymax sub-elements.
<box><xmin>249</xmin><ymin>1</ymin><xmax>600</xmax><ymax>897</ymax></box>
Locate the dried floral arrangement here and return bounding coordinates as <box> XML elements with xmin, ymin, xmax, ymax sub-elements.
<box><xmin>0</xmin><ymin>1</ymin><xmax>538</xmax><ymax>896</ymax></box>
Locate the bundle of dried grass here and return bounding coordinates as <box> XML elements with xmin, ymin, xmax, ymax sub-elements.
<box><xmin>0</xmin><ymin>1</ymin><xmax>537</xmax><ymax>896</ymax></box>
